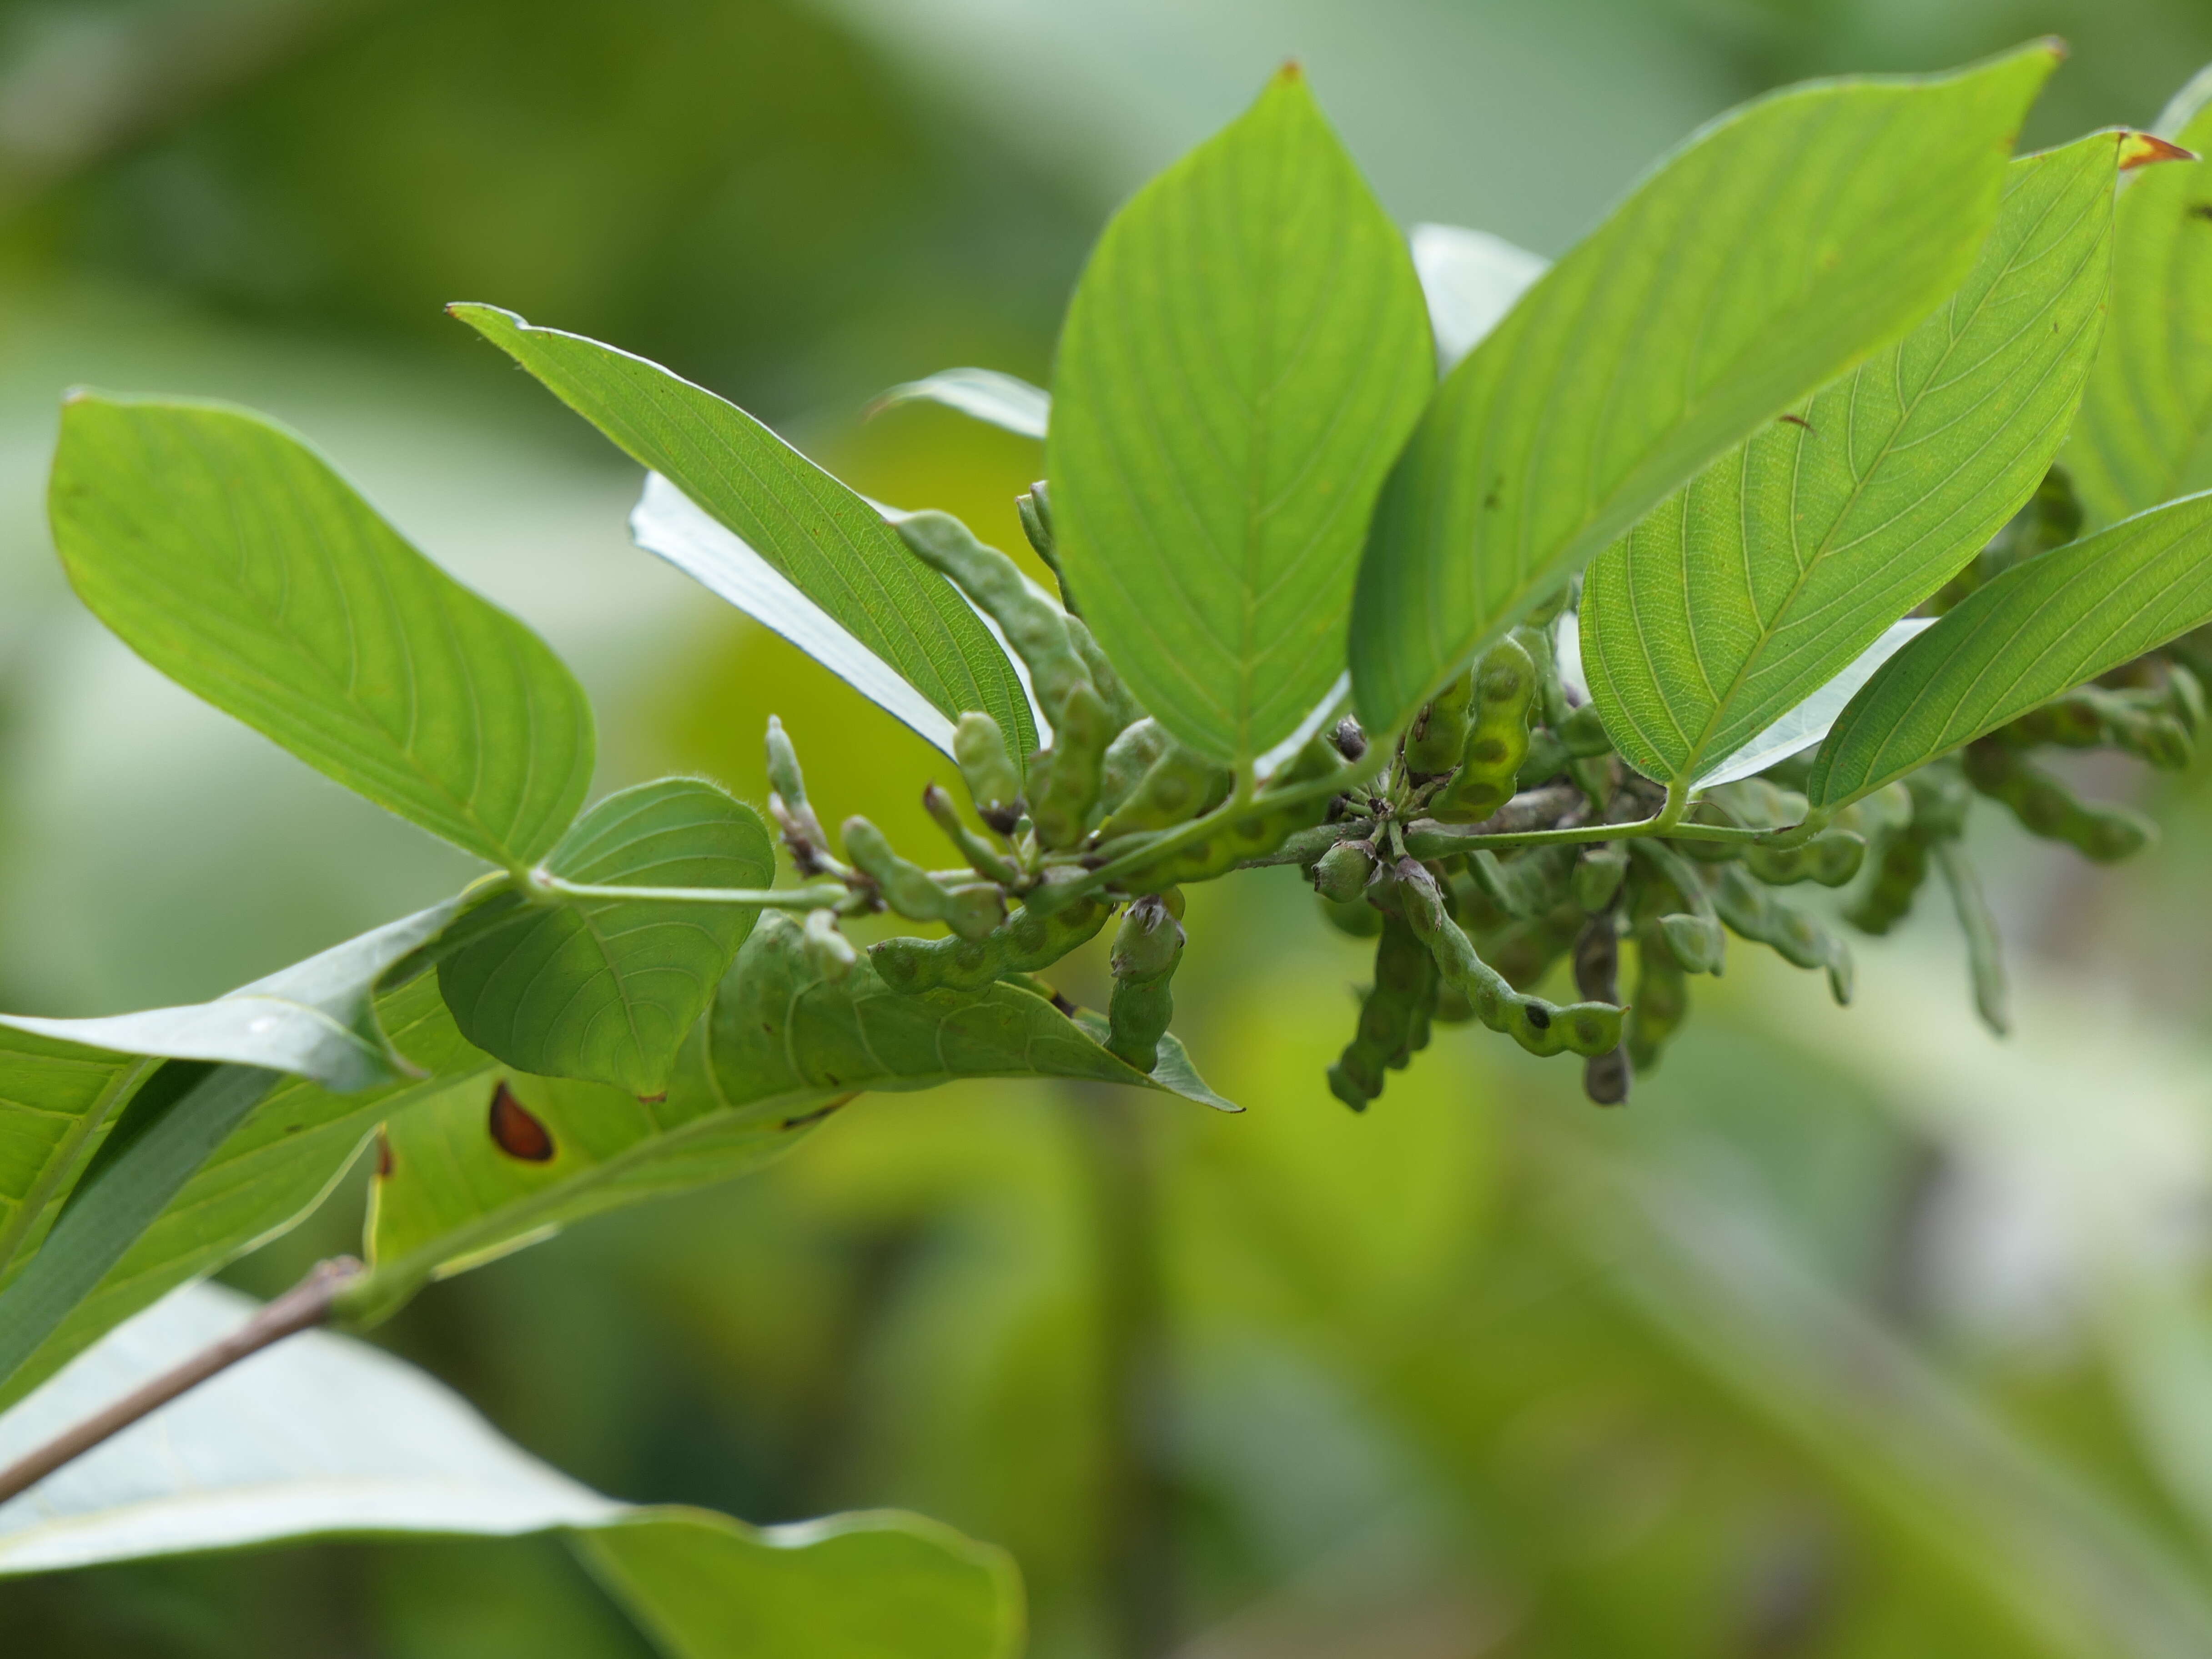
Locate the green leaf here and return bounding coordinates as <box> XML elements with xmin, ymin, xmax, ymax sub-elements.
<box><xmin>1351</xmin><ymin>45</ymin><xmax>2061</xmax><ymax>737</ymax></box>
<box><xmin>438</xmin><ymin>781</ymin><xmax>775</xmax><ymax>1096</ymax></box>
<box><xmin>451</xmin><ymin>304</ymin><xmax>1038</xmax><ymax>764</ymax></box>
<box><xmin>870</xmin><ymin>367</ymin><xmax>1050</xmax><ymax>440</ymax></box>
<box><xmin>2065</xmin><ymin>88</ymin><xmax>2212</xmax><ymax>527</ymax></box>
<box><xmin>366</xmin><ymin>910</ymin><xmax>1233</xmax><ymax>1311</ymax></box>
<box><xmin>0</xmin><ymin>1282</ymin><xmax>1024</xmax><ymax>1659</ymax></box>
<box><xmin>1807</xmin><ymin>491</ymin><xmax>2212</xmax><ymax>807</ymax></box>
<box><xmin>1581</xmin><ymin>132</ymin><xmax>2121</xmax><ymax>789</ymax></box>
<box><xmin>0</xmin><ymin>977</ymin><xmax>490</xmax><ymax>1413</ymax></box>
<box><xmin>48</xmin><ymin>396</ymin><xmax>594</xmax><ymax>870</ymax></box>
<box><xmin>1047</xmin><ymin>65</ymin><xmax>1433</xmax><ymax>765</ymax></box>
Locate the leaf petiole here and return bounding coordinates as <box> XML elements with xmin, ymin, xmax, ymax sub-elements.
<box><xmin>531</xmin><ymin>875</ymin><xmax>852</xmax><ymax>910</ymax></box>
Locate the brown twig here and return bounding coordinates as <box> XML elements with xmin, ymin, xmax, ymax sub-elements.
<box><xmin>0</xmin><ymin>1257</ymin><xmax>362</xmax><ymax>1506</ymax></box>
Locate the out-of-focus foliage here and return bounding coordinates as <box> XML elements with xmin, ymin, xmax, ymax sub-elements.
<box><xmin>10</xmin><ymin>2</ymin><xmax>2212</xmax><ymax>1655</ymax></box>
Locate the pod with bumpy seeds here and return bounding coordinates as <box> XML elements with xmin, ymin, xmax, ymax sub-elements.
<box><xmin>1118</xmin><ymin>736</ymin><xmax>1338</xmax><ymax>892</ymax></box>
<box><xmin>1553</xmin><ymin>702</ymin><xmax>1614</xmax><ymax>759</ymax></box>
<box><xmin>1933</xmin><ymin>840</ymin><xmax>2009</xmax><ymax>1036</ymax></box>
<box><xmin>802</xmin><ymin>907</ymin><xmax>858</xmax><ymax>982</ymax></box>
<box><xmin>1327</xmin><ymin>911</ymin><xmax>1438</xmax><ymax>1111</ymax></box>
<box><xmin>1962</xmin><ymin>739</ymin><xmax>2155</xmax><ymax>863</ymax></box>
<box><xmin>842</xmin><ymin>817</ymin><xmax>1001</xmax><ymax>940</ymax></box>
<box><xmin>1405</xmin><ymin>668</ymin><xmax>1475</xmax><ymax>774</ymax></box>
<box><xmin>868</xmin><ymin>893</ymin><xmax>1113</xmax><ymax>994</ymax></box>
<box><xmin>1743</xmin><ymin>828</ymin><xmax>1865</xmax><ymax>888</ymax></box>
<box><xmin>1318</xmin><ymin>892</ymin><xmax>1385</xmax><ymax>939</ymax></box>
<box><xmin>1712</xmin><ymin>865</ymin><xmax>1852</xmax><ymax>1004</ymax></box>
<box><xmin>1106</xmin><ymin>895</ymin><xmax>1185</xmax><ymax>1072</ymax></box>
<box><xmin>955</xmin><ymin>712</ymin><xmax>1024</xmax><ymax>834</ymax></box>
<box><xmin>1574</xmin><ymin>842</ymin><xmax>1629</xmax><ymax>911</ymax></box>
<box><xmin>1096</xmin><ymin>725</ymin><xmax>1233</xmax><ymax>839</ymax></box>
<box><xmin>1573</xmin><ymin>913</ymin><xmax>1630</xmax><ymax>1105</ymax></box>
<box><xmin>1098</xmin><ymin>719</ymin><xmax>1170</xmax><ymax>817</ymax></box>
<box><xmin>1430</xmin><ymin>637</ymin><xmax>1536</xmax><ymax>823</ymax></box>
<box><xmin>1028</xmin><ymin>681</ymin><xmax>1117</xmax><ymax>849</ymax></box>
<box><xmin>1067</xmin><ymin>613</ymin><xmax>1144</xmax><ymax>734</ymax></box>
<box><xmin>1467</xmin><ymin>845</ymin><xmax>1573</xmax><ymax>921</ymax></box>
<box><xmin>1475</xmin><ymin>900</ymin><xmax>1584</xmax><ymax>992</ymax></box>
<box><xmin>923</xmin><ymin>784</ymin><xmax>1021</xmax><ymax>885</ymax></box>
<box><xmin>893</xmin><ymin>508</ymin><xmax>1092</xmax><ymax>713</ymax></box>
<box><xmin>1625</xmin><ymin>919</ymin><xmax>1689</xmax><ymax>1074</ymax></box>
<box><xmin>2002</xmin><ymin>684</ymin><xmax>2191</xmax><ymax>770</ymax></box>
<box><xmin>1632</xmin><ymin>841</ymin><xmax>1724</xmax><ymax>975</ymax></box>
<box><xmin>1392</xmin><ymin>862</ymin><xmax>1621</xmax><ymax>1060</ymax></box>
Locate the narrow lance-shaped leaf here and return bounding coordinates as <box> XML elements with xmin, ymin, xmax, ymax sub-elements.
<box><xmin>1352</xmin><ymin>45</ymin><xmax>2061</xmax><ymax>737</ymax></box>
<box><xmin>451</xmin><ymin>304</ymin><xmax>1038</xmax><ymax>766</ymax></box>
<box><xmin>2065</xmin><ymin>74</ymin><xmax>2212</xmax><ymax>527</ymax></box>
<box><xmin>0</xmin><ymin>977</ymin><xmax>491</xmax><ymax>1414</ymax></box>
<box><xmin>364</xmin><ymin>910</ymin><xmax>1234</xmax><ymax>1313</ymax></box>
<box><xmin>1581</xmin><ymin>131</ymin><xmax>2129</xmax><ymax>790</ymax></box>
<box><xmin>0</xmin><ymin>1283</ymin><xmax>1026</xmax><ymax>1659</ymax></box>
<box><xmin>438</xmin><ymin>781</ymin><xmax>776</xmax><ymax>1096</ymax></box>
<box><xmin>1049</xmin><ymin>65</ymin><xmax>1434</xmax><ymax>765</ymax></box>
<box><xmin>868</xmin><ymin>367</ymin><xmax>1050</xmax><ymax>440</ymax></box>
<box><xmin>48</xmin><ymin>397</ymin><xmax>593</xmax><ymax>870</ymax></box>
<box><xmin>1808</xmin><ymin>490</ymin><xmax>2212</xmax><ymax>807</ymax></box>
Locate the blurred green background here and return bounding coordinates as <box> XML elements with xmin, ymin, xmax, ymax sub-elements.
<box><xmin>9</xmin><ymin>0</ymin><xmax>2212</xmax><ymax>1653</ymax></box>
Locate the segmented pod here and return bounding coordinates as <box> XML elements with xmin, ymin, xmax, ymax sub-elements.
<box><xmin>1096</xmin><ymin>726</ymin><xmax>1234</xmax><ymax>839</ymax></box>
<box><xmin>1430</xmin><ymin>636</ymin><xmax>1536</xmax><ymax>823</ymax></box>
<box><xmin>1328</xmin><ymin>911</ymin><xmax>1438</xmax><ymax>1111</ymax></box>
<box><xmin>1475</xmin><ymin>900</ymin><xmax>1584</xmax><ymax>992</ymax></box>
<box><xmin>1632</xmin><ymin>841</ymin><xmax>1724</xmax><ymax>975</ymax></box>
<box><xmin>1711</xmin><ymin>865</ymin><xmax>1852</xmax><ymax>1004</ymax></box>
<box><xmin>1933</xmin><ymin>840</ymin><xmax>2009</xmax><ymax>1036</ymax></box>
<box><xmin>1098</xmin><ymin>719</ymin><xmax>1170</xmax><ymax>817</ymax></box>
<box><xmin>868</xmin><ymin>894</ymin><xmax>1113</xmax><ymax>994</ymax></box>
<box><xmin>1743</xmin><ymin>829</ymin><xmax>1865</xmax><ymax>888</ymax></box>
<box><xmin>801</xmin><ymin>907</ymin><xmax>858</xmax><ymax>982</ymax></box>
<box><xmin>1574</xmin><ymin>842</ymin><xmax>1629</xmax><ymax>912</ymax></box>
<box><xmin>1392</xmin><ymin>862</ymin><xmax>1622</xmax><ymax>1061</ymax></box>
<box><xmin>1404</xmin><ymin>669</ymin><xmax>1475</xmax><ymax>774</ymax></box>
<box><xmin>1467</xmin><ymin>845</ymin><xmax>1573</xmax><ymax>921</ymax></box>
<box><xmin>954</xmin><ymin>711</ymin><xmax>1024</xmax><ymax>833</ymax></box>
<box><xmin>1067</xmin><ymin>614</ymin><xmax>1143</xmax><ymax>733</ymax></box>
<box><xmin>1962</xmin><ymin>739</ymin><xmax>2155</xmax><ymax>864</ymax></box>
<box><xmin>1106</xmin><ymin>895</ymin><xmax>1185</xmax><ymax>1072</ymax></box>
<box><xmin>1553</xmin><ymin>702</ymin><xmax>1613</xmax><ymax>759</ymax></box>
<box><xmin>1572</xmin><ymin>913</ymin><xmax>1630</xmax><ymax>1105</ymax></box>
<box><xmin>1318</xmin><ymin>893</ymin><xmax>1385</xmax><ymax>939</ymax></box>
<box><xmin>1028</xmin><ymin>681</ymin><xmax>1116</xmax><ymax>849</ymax></box>
<box><xmin>1847</xmin><ymin>831</ymin><xmax>1930</xmax><ymax>935</ymax></box>
<box><xmin>893</xmin><ymin>508</ymin><xmax>1092</xmax><ymax>712</ymax></box>
<box><xmin>1625</xmin><ymin>920</ymin><xmax>1689</xmax><ymax>1075</ymax></box>
<box><xmin>923</xmin><ymin>784</ymin><xmax>1021</xmax><ymax>884</ymax></box>
<box><xmin>843</xmin><ymin>816</ymin><xmax>1003</xmax><ymax>940</ymax></box>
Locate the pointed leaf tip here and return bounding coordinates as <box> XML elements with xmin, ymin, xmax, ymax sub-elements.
<box><xmin>2120</xmin><ymin>130</ymin><xmax>2198</xmax><ymax>169</ymax></box>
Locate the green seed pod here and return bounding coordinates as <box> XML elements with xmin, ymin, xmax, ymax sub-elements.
<box><xmin>1028</xmin><ymin>682</ymin><xmax>1116</xmax><ymax>850</ymax></box>
<box><xmin>801</xmin><ymin>907</ymin><xmax>858</xmax><ymax>982</ymax></box>
<box><xmin>941</xmin><ymin>882</ymin><xmax>1009</xmax><ymax>943</ymax></box>
<box><xmin>1312</xmin><ymin>840</ymin><xmax>1377</xmax><ymax>905</ymax></box>
<box><xmin>1404</xmin><ymin>669</ymin><xmax>1476</xmax><ymax>774</ymax></box>
<box><xmin>954</xmin><ymin>712</ymin><xmax>1024</xmax><ymax>833</ymax></box>
<box><xmin>1392</xmin><ymin>862</ymin><xmax>1622</xmax><ymax>1061</ymax></box>
<box><xmin>1318</xmin><ymin>893</ymin><xmax>1385</xmax><ymax>938</ymax></box>
<box><xmin>1098</xmin><ymin>718</ymin><xmax>1170</xmax><ymax>816</ymax></box>
<box><xmin>869</xmin><ymin>895</ymin><xmax>1112</xmax><ymax>995</ymax></box>
<box><xmin>1712</xmin><ymin>865</ymin><xmax>1852</xmax><ymax>1004</ymax></box>
<box><xmin>1327</xmin><ymin>912</ymin><xmax>1438</xmax><ymax>1111</ymax></box>
<box><xmin>2167</xmin><ymin>661</ymin><xmax>2206</xmax><ymax>738</ymax></box>
<box><xmin>842</xmin><ymin>817</ymin><xmax>957</xmax><ymax>923</ymax></box>
<box><xmin>892</xmin><ymin>508</ymin><xmax>1092</xmax><ymax>713</ymax></box>
<box><xmin>1554</xmin><ymin>702</ymin><xmax>1613</xmax><ymax>759</ymax></box>
<box><xmin>1634</xmin><ymin>841</ymin><xmax>1725</xmax><ymax>975</ymax></box>
<box><xmin>1067</xmin><ymin>614</ymin><xmax>1143</xmax><ymax>733</ymax></box>
<box><xmin>1106</xmin><ymin>895</ymin><xmax>1185</xmax><ymax>1073</ymax></box>
<box><xmin>1625</xmin><ymin>921</ymin><xmax>1689</xmax><ymax>1074</ymax></box>
<box><xmin>1431</xmin><ymin>636</ymin><xmax>1537</xmax><ymax>823</ymax></box>
<box><xmin>1704</xmin><ymin>778</ymin><xmax>1808</xmax><ymax>830</ymax></box>
<box><xmin>764</xmin><ymin>714</ymin><xmax>831</xmax><ymax>857</ymax></box>
<box><xmin>1478</xmin><ymin>900</ymin><xmax>1584</xmax><ymax>992</ymax></box>
<box><xmin>922</xmin><ymin>784</ymin><xmax>1021</xmax><ymax>885</ymax></box>
<box><xmin>1016</xmin><ymin>480</ymin><xmax>1080</xmax><ymax>614</ymax></box>
<box><xmin>1467</xmin><ymin>845</ymin><xmax>1573</xmax><ymax>921</ymax></box>
<box><xmin>1932</xmin><ymin>840</ymin><xmax>2008</xmax><ymax>1036</ymax></box>
<box><xmin>1515</xmin><ymin>727</ymin><xmax>1568</xmax><ymax>790</ymax></box>
<box><xmin>1572</xmin><ymin>912</ymin><xmax>1630</xmax><ymax>1105</ymax></box>
<box><xmin>1096</xmin><ymin>728</ymin><xmax>1232</xmax><ymax>839</ymax></box>
<box><xmin>1743</xmin><ymin>828</ymin><xmax>1865</xmax><ymax>888</ymax></box>
<box><xmin>765</xmin><ymin>714</ymin><xmax>810</xmax><ymax>810</ymax></box>
<box><xmin>1847</xmin><ymin>830</ymin><xmax>1930</xmax><ymax>935</ymax></box>
<box><xmin>1574</xmin><ymin>842</ymin><xmax>1629</xmax><ymax>911</ymax></box>
<box><xmin>1962</xmin><ymin>740</ymin><xmax>2156</xmax><ymax>864</ymax></box>
<box><xmin>1522</xmin><ymin>582</ymin><xmax>1574</xmax><ymax>630</ymax></box>
<box><xmin>1905</xmin><ymin>758</ymin><xmax>1974</xmax><ymax>841</ymax></box>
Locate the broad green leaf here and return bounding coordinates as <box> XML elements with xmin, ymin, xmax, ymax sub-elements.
<box><xmin>438</xmin><ymin>781</ymin><xmax>775</xmax><ymax>1096</ymax></box>
<box><xmin>1691</xmin><ymin>618</ymin><xmax>1933</xmax><ymax>790</ymax></box>
<box><xmin>2065</xmin><ymin>83</ymin><xmax>2212</xmax><ymax>527</ymax></box>
<box><xmin>1047</xmin><ymin>66</ymin><xmax>1433</xmax><ymax>765</ymax></box>
<box><xmin>1808</xmin><ymin>491</ymin><xmax>2212</xmax><ymax>807</ymax></box>
<box><xmin>870</xmin><ymin>367</ymin><xmax>1050</xmax><ymax>440</ymax></box>
<box><xmin>0</xmin><ymin>1039</ymin><xmax>145</xmax><ymax>1309</ymax></box>
<box><xmin>0</xmin><ymin>901</ymin><xmax>472</xmax><ymax>1389</ymax></box>
<box><xmin>48</xmin><ymin>396</ymin><xmax>593</xmax><ymax>870</ymax></box>
<box><xmin>451</xmin><ymin>304</ymin><xmax>1038</xmax><ymax>764</ymax></box>
<box><xmin>1408</xmin><ymin>223</ymin><xmax>1548</xmax><ymax>370</ymax></box>
<box><xmin>1351</xmin><ymin>45</ymin><xmax>2060</xmax><ymax>737</ymax></box>
<box><xmin>367</xmin><ymin>909</ymin><xmax>1233</xmax><ymax>1308</ymax></box>
<box><xmin>0</xmin><ymin>977</ymin><xmax>490</xmax><ymax>1413</ymax></box>
<box><xmin>1581</xmin><ymin>132</ymin><xmax>2122</xmax><ymax>790</ymax></box>
<box><xmin>0</xmin><ymin>1283</ymin><xmax>1025</xmax><ymax>1659</ymax></box>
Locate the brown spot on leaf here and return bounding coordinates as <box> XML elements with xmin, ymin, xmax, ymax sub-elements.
<box><xmin>375</xmin><ymin>1130</ymin><xmax>393</xmax><ymax>1179</ymax></box>
<box><xmin>781</xmin><ymin>1093</ymin><xmax>856</xmax><ymax>1131</ymax></box>
<box><xmin>488</xmin><ymin>1082</ymin><xmax>555</xmax><ymax>1162</ymax></box>
<box><xmin>2119</xmin><ymin>131</ymin><xmax>2197</xmax><ymax>171</ymax></box>
<box><xmin>2191</xmin><ymin>203</ymin><xmax>2212</xmax><ymax>222</ymax></box>
<box><xmin>1779</xmin><ymin>413</ymin><xmax>1814</xmax><ymax>433</ymax></box>
<box><xmin>637</xmin><ymin>1092</ymin><xmax>667</xmax><ymax>1106</ymax></box>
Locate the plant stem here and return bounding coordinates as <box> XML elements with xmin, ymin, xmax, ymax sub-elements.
<box><xmin>0</xmin><ymin>1257</ymin><xmax>362</xmax><ymax>1506</ymax></box>
<box><xmin>534</xmin><ymin>877</ymin><xmax>850</xmax><ymax>909</ymax></box>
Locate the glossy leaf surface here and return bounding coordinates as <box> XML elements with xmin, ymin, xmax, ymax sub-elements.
<box><xmin>439</xmin><ymin>781</ymin><xmax>775</xmax><ymax>1096</ymax></box>
<box><xmin>2066</xmin><ymin>92</ymin><xmax>2212</xmax><ymax>526</ymax></box>
<box><xmin>1809</xmin><ymin>491</ymin><xmax>2212</xmax><ymax>805</ymax></box>
<box><xmin>1352</xmin><ymin>46</ymin><xmax>2059</xmax><ymax>736</ymax></box>
<box><xmin>1582</xmin><ymin>133</ymin><xmax>2120</xmax><ymax>788</ymax></box>
<box><xmin>373</xmin><ymin>910</ymin><xmax>1233</xmax><ymax>1302</ymax></box>
<box><xmin>0</xmin><ymin>1283</ymin><xmax>1025</xmax><ymax>1659</ymax></box>
<box><xmin>48</xmin><ymin>396</ymin><xmax>593</xmax><ymax>869</ymax></box>
<box><xmin>1048</xmin><ymin>67</ymin><xmax>1433</xmax><ymax>764</ymax></box>
<box><xmin>453</xmin><ymin>304</ymin><xmax>1037</xmax><ymax>761</ymax></box>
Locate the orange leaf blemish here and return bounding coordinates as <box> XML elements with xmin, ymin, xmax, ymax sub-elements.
<box><xmin>488</xmin><ymin>1082</ymin><xmax>555</xmax><ymax>1162</ymax></box>
<box><xmin>2119</xmin><ymin>131</ymin><xmax>2198</xmax><ymax>171</ymax></box>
